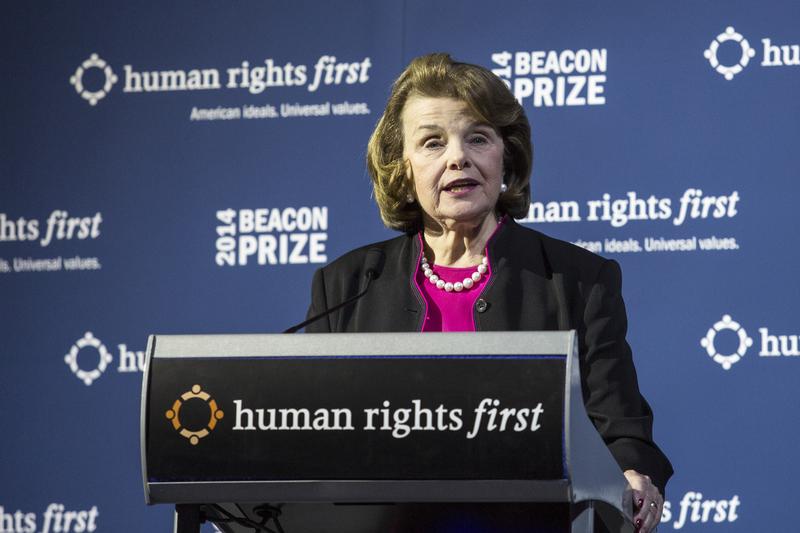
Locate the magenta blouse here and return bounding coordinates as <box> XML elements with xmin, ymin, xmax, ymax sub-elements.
<box><xmin>414</xmin><ymin>218</ymin><xmax>505</xmax><ymax>332</ymax></box>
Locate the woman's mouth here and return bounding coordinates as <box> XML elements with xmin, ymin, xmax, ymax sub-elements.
<box><xmin>442</xmin><ymin>178</ymin><xmax>479</xmax><ymax>194</ymax></box>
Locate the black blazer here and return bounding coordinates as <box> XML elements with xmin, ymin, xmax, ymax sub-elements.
<box><xmin>306</xmin><ymin>219</ymin><xmax>673</xmax><ymax>494</ymax></box>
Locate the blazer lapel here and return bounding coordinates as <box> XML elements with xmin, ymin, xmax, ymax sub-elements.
<box><xmin>479</xmin><ymin>220</ymin><xmax>564</xmax><ymax>332</ymax></box>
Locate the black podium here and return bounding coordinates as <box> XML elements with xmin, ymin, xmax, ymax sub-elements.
<box><xmin>141</xmin><ymin>331</ymin><xmax>634</xmax><ymax>532</ymax></box>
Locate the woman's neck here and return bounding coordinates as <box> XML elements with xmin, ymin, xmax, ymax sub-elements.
<box><xmin>422</xmin><ymin>213</ymin><xmax>499</xmax><ymax>267</ymax></box>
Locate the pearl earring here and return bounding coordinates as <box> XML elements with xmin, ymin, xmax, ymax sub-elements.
<box><xmin>500</xmin><ymin>183</ymin><xmax>508</xmax><ymax>193</ymax></box>
<box><xmin>406</xmin><ymin>193</ymin><xmax>415</xmax><ymax>203</ymax></box>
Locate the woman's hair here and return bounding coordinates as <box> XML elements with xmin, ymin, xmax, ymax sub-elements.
<box><xmin>367</xmin><ymin>53</ymin><xmax>532</xmax><ymax>232</ymax></box>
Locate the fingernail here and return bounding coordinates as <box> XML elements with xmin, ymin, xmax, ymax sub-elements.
<box><xmin>635</xmin><ymin>518</ymin><xmax>642</xmax><ymax>527</ymax></box>
<box><xmin>637</xmin><ymin>498</ymin><xmax>644</xmax><ymax>507</ymax></box>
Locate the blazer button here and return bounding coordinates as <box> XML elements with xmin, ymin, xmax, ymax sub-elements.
<box><xmin>475</xmin><ymin>299</ymin><xmax>488</xmax><ymax>313</ymax></box>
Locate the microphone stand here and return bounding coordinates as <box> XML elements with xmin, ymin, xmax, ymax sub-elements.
<box><xmin>283</xmin><ymin>270</ymin><xmax>378</xmax><ymax>333</ymax></box>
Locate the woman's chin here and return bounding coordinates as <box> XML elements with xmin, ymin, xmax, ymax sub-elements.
<box><xmin>427</xmin><ymin>206</ymin><xmax>497</xmax><ymax>229</ymax></box>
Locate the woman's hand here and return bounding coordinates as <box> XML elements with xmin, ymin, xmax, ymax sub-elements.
<box><xmin>624</xmin><ymin>469</ymin><xmax>663</xmax><ymax>532</ymax></box>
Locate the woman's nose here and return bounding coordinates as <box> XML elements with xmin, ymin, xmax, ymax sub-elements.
<box><xmin>447</xmin><ymin>141</ymin><xmax>471</xmax><ymax>170</ymax></box>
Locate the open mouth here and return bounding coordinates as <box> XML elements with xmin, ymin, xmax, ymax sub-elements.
<box><xmin>442</xmin><ymin>178</ymin><xmax>479</xmax><ymax>193</ymax></box>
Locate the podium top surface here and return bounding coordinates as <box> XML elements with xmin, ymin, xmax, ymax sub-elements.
<box><xmin>149</xmin><ymin>331</ymin><xmax>574</xmax><ymax>358</ymax></box>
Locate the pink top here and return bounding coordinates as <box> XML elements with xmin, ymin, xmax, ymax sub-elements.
<box><xmin>413</xmin><ymin>217</ymin><xmax>504</xmax><ymax>332</ymax></box>
<box><xmin>417</xmin><ymin>263</ymin><xmax>491</xmax><ymax>331</ymax></box>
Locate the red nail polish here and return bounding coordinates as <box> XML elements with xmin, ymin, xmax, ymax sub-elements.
<box><xmin>637</xmin><ymin>498</ymin><xmax>644</xmax><ymax>507</ymax></box>
<box><xmin>635</xmin><ymin>518</ymin><xmax>642</xmax><ymax>527</ymax></box>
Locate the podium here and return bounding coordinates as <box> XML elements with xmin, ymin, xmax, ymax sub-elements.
<box><xmin>141</xmin><ymin>331</ymin><xmax>634</xmax><ymax>532</ymax></box>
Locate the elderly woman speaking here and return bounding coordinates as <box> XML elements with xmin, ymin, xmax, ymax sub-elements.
<box><xmin>306</xmin><ymin>53</ymin><xmax>672</xmax><ymax>533</ymax></box>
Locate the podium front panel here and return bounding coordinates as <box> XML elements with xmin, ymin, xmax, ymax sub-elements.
<box><xmin>142</xmin><ymin>331</ymin><xmax>581</xmax><ymax>503</ymax></box>
<box><xmin>148</xmin><ymin>354</ymin><xmax>566</xmax><ymax>481</ymax></box>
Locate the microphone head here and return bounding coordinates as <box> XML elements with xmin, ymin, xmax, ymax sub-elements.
<box><xmin>364</xmin><ymin>248</ymin><xmax>385</xmax><ymax>280</ymax></box>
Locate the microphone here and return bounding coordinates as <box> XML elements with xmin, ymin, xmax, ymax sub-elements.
<box><xmin>362</xmin><ymin>246</ymin><xmax>385</xmax><ymax>280</ymax></box>
<box><xmin>283</xmin><ymin>248</ymin><xmax>385</xmax><ymax>333</ymax></box>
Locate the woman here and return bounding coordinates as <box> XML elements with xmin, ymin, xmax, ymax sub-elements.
<box><xmin>306</xmin><ymin>53</ymin><xmax>672</xmax><ymax>532</ymax></box>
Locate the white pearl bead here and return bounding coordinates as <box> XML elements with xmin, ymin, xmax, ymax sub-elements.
<box><xmin>419</xmin><ymin>253</ymin><xmax>489</xmax><ymax>292</ymax></box>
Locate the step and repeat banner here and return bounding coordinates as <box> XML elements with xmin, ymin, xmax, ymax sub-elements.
<box><xmin>1</xmin><ymin>1</ymin><xmax>798</xmax><ymax>531</ymax></box>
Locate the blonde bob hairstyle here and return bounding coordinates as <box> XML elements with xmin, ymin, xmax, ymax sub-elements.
<box><xmin>367</xmin><ymin>53</ymin><xmax>532</xmax><ymax>232</ymax></box>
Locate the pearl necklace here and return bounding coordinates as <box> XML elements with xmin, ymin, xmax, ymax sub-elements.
<box><xmin>421</xmin><ymin>255</ymin><xmax>488</xmax><ymax>292</ymax></box>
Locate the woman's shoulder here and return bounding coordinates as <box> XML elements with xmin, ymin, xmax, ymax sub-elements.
<box><xmin>503</xmin><ymin>220</ymin><xmax>615</xmax><ymax>280</ymax></box>
<box><xmin>504</xmin><ymin>219</ymin><xmax>610</xmax><ymax>265</ymax></box>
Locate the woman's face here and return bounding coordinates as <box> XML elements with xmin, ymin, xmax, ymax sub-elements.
<box><xmin>401</xmin><ymin>95</ymin><xmax>505</xmax><ymax>230</ymax></box>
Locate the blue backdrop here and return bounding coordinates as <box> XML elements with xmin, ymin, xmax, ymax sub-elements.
<box><xmin>2</xmin><ymin>1</ymin><xmax>798</xmax><ymax>531</ymax></box>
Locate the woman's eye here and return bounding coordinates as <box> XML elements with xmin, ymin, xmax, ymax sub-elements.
<box><xmin>423</xmin><ymin>139</ymin><xmax>443</xmax><ymax>149</ymax></box>
<box><xmin>470</xmin><ymin>135</ymin><xmax>488</xmax><ymax>144</ymax></box>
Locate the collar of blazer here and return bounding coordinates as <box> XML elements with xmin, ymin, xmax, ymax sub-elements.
<box><xmin>395</xmin><ymin>218</ymin><xmax>563</xmax><ymax>332</ymax></box>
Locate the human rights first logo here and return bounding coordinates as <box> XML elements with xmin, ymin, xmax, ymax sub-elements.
<box><xmin>703</xmin><ymin>26</ymin><xmax>800</xmax><ymax>80</ymax></box>
<box><xmin>700</xmin><ymin>315</ymin><xmax>799</xmax><ymax>370</ymax></box>
<box><xmin>165</xmin><ymin>384</ymin><xmax>225</xmax><ymax>446</ymax></box>
<box><xmin>68</xmin><ymin>52</ymin><xmax>372</xmax><ymax>105</ymax></box>
<box><xmin>69</xmin><ymin>54</ymin><xmax>118</xmax><ymax>105</ymax></box>
<box><xmin>63</xmin><ymin>332</ymin><xmax>144</xmax><ymax>385</ymax></box>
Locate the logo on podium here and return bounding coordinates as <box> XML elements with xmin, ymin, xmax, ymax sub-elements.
<box><xmin>166</xmin><ymin>384</ymin><xmax>225</xmax><ymax>445</ymax></box>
